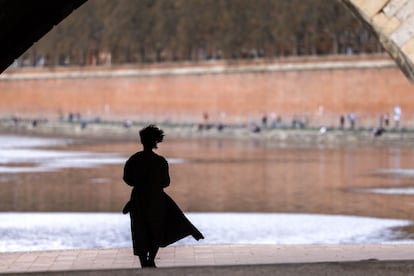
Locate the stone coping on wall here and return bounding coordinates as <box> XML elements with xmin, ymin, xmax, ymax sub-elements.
<box><xmin>0</xmin><ymin>56</ymin><xmax>396</xmax><ymax>81</ymax></box>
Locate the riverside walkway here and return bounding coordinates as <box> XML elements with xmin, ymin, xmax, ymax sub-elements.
<box><xmin>1</xmin><ymin>244</ymin><xmax>414</xmax><ymax>275</ymax></box>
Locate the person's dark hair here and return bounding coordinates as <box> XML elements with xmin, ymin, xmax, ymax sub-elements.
<box><xmin>139</xmin><ymin>125</ymin><xmax>165</xmax><ymax>149</ymax></box>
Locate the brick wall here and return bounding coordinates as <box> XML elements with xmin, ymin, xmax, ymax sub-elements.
<box><xmin>1</xmin><ymin>57</ymin><xmax>414</xmax><ymax>127</ymax></box>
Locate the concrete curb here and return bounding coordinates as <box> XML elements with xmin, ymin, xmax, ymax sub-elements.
<box><xmin>4</xmin><ymin>260</ymin><xmax>414</xmax><ymax>276</ymax></box>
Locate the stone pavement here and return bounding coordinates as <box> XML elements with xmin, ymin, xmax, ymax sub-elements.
<box><xmin>1</xmin><ymin>244</ymin><xmax>414</xmax><ymax>275</ymax></box>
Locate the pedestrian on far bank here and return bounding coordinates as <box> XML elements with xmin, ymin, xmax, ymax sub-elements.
<box><xmin>384</xmin><ymin>113</ymin><xmax>390</xmax><ymax>128</ymax></box>
<box><xmin>261</xmin><ymin>113</ymin><xmax>268</xmax><ymax>128</ymax></box>
<box><xmin>393</xmin><ymin>105</ymin><xmax>402</xmax><ymax>129</ymax></box>
<box><xmin>347</xmin><ymin>113</ymin><xmax>355</xmax><ymax>129</ymax></box>
<box><xmin>340</xmin><ymin>115</ymin><xmax>345</xmax><ymax>129</ymax></box>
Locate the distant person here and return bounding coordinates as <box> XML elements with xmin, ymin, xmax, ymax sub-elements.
<box><xmin>393</xmin><ymin>105</ymin><xmax>402</xmax><ymax>129</ymax></box>
<box><xmin>373</xmin><ymin>127</ymin><xmax>385</xmax><ymax>137</ymax></box>
<box><xmin>123</xmin><ymin>120</ymin><xmax>132</xmax><ymax>129</ymax></box>
<box><xmin>347</xmin><ymin>113</ymin><xmax>355</xmax><ymax>129</ymax></box>
<box><xmin>276</xmin><ymin>115</ymin><xmax>282</xmax><ymax>124</ymax></box>
<box><xmin>384</xmin><ymin>113</ymin><xmax>390</xmax><ymax>128</ymax></box>
<box><xmin>12</xmin><ymin>116</ymin><xmax>20</xmax><ymax>126</ymax></box>
<box><xmin>123</xmin><ymin>125</ymin><xmax>204</xmax><ymax>268</ymax></box>
<box><xmin>339</xmin><ymin>115</ymin><xmax>345</xmax><ymax>129</ymax></box>
<box><xmin>261</xmin><ymin>113</ymin><xmax>268</xmax><ymax>127</ymax></box>
<box><xmin>250</xmin><ymin>122</ymin><xmax>261</xmax><ymax>133</ymax></box>
<box><xmin>203</xmin><ymin>112</ymin><xmax>209</xmax><ymax>124</ymax></box>
<box><xmin>199</xmin><ymin>112</ymin><xmax>210</xmax><ymax>130</ymax></box>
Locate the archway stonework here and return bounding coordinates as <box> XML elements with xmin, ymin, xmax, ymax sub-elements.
<box><xmin>342</xmin><ymin>0</ymin><xmax>414</xmax><ymax>84</ymax></box>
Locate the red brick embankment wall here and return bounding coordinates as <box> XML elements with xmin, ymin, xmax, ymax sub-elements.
<box><xmin>1</xmin><ymin>56</ymin><xmax>414</xmax><ymax>127</ymax></box>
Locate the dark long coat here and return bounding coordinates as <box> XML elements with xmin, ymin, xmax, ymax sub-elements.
<box><xmin>123</xmin><ymin>150</ymin><xmax>203</xmax><ymax>255</ymax></box>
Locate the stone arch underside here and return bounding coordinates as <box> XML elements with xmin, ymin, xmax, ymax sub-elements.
<box><xmin>341</xmin><ymin>0</ymin><xmax>414</xmax><ymax>84</ymax></box>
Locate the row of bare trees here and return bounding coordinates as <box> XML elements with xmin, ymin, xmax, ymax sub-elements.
<box><xmin>19</xmin><ymin>0</ymin><xmax>383</xmax><ymax>67</ymax></box>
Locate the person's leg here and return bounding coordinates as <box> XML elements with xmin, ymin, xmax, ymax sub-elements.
<box><xmin>147</xmin><ymin>246</ymin><xmax>159</xmax><ymax>267</ymax></box>
<box><xmin>138</xmin><ymin>253</ymin><xmax>148</xmax><ymax>268</ymax></box>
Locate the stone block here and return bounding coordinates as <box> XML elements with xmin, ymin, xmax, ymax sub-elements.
<box><xmin>383</xmin><ymin>0</ymin><xmax>409</xmax><ymax>17</ymax></box>
<box><xmin>351</xmin><ymin>0</ymin><xmax>389</xmax><ymax>17</ymax></box>
<box><xmin>390</xmin><ymin>15</ymin><xmax>414</xmax><ymax>46</ymax></box>
<box><xmin>371</xmin><ymin>12</ymin><xmax>403</xmax><ymax>40</ymax></box>
<box><xmin>402</xmin><ymin>38</ymin><xmax>414</xmax><ymax>60</ymax></box>
<box><xmin>394</xmin><ymin>0</ymin><xmax>414</xmax><ymax>21</ymax></box>
<box><xmin>348</xmin><ymin>0</ymin><xmax>366</xmax><ymax>7</ymax></box>
<box><xmin>372</xmin><ymin>12</ymin><xmax>390</xmax><ymax>30</ymax></box>
<box><xmin>372</xmin><ymin>12</ymin><xmax>390</xmax><ymax>29</ymax></box>
<box><xmin>381</xmin><ymin>16</ymin><xmax>401</xmax><ymax>36</ymax></box>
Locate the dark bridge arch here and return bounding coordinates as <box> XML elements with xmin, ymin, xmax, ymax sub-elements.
<box><xmin>0</xmin><ymin>0</ymin><xmax>87</xmax><ymax>74</ymax></box>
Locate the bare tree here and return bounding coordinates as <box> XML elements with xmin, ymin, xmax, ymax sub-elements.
<box><xmin>26</xmin><ymin>0</ymin><xmax>383</xmax><ymax>67</ymax></box>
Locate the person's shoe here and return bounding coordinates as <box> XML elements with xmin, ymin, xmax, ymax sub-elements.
<box><xmin>147</xmin><ymin>259</ymin><xmax>156</xmax><ymax>268</ymax></box>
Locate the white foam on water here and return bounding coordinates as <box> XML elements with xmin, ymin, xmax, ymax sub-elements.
<box><xmin>376</xmin><ymin>168</ymin><xmax>414</xmax><ymax>177</ymax></box>
<box><xmin>356</xmin><ymin>168</ymin><xmax>414</xmax><ymax>195</ymax></box>
<box><xmin>0</xmin><ymin>212</ymin><xmax>411</xmax><ymax>253</ymax></box>
<box><xmin>357</xmin><ymin>187</ymin><xmax>414</xmax><ymax>195</ymax></box>
<box><xmin>167</xmin><ymin>158</ymin><xmax>186</xmax><ymax>164</ymax></box>
<box><xmin>0</xmin><ymin>135</ymin><xmax>127</xmax><ymax>173</ymax></box>
<box><xmin>0</xmin><ymin>135</ymin><xmax>184</xmax><ymax>173</ymax></box>
<box><xmin>0</xmin><ymin>135</ymin><xmax>69</xmax><ymax>149</ymax></box>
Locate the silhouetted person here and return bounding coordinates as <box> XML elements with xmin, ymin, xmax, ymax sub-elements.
<box><xmin>123</xmin><ymin>125</ymin><xmax>204</xmax><ymax>268</ymax></box>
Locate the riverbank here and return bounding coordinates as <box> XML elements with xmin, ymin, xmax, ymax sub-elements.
<box><xmin>1</xmin><ymin>55</ymin><xmax>413</xmax><ymax>130</ymax></box>
<box><xmin>2</xmin><ymin>117</ymin><xmax>414</xmax><ymax>147</ymax></box>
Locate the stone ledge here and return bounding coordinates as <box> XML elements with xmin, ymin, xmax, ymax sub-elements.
<box><xmin>2</xmin><ymin>244</ymin><xmax>414</xmax><ymax>275</ymax></box>
<box><xmin>3</xmin><ymin>261</ymin><xmax>414</xmax><ymax>276</ymax></box>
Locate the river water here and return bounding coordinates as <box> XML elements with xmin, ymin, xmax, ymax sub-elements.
<box><xmin>1</xmin><ymin>134</ymin><xmax>414</xmax><ymax>252</ymax></box>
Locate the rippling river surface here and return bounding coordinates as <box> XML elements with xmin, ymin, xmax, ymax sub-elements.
<box><xmin>1</xmin><ymin>134</ymin><xmax>414</xmax><ymax>252</ymax></box>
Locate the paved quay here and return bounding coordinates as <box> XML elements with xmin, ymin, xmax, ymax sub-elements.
<box><xmin>1</xmin><ymin>244</ymin><xmax>414</xmax><ymax>275</ymax></box>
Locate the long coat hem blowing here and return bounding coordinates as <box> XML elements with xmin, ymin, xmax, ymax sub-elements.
<box><xmin>123</xmin><ymin>150</ymin><xmax>203</xmax><ymax>256</ymax></box>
